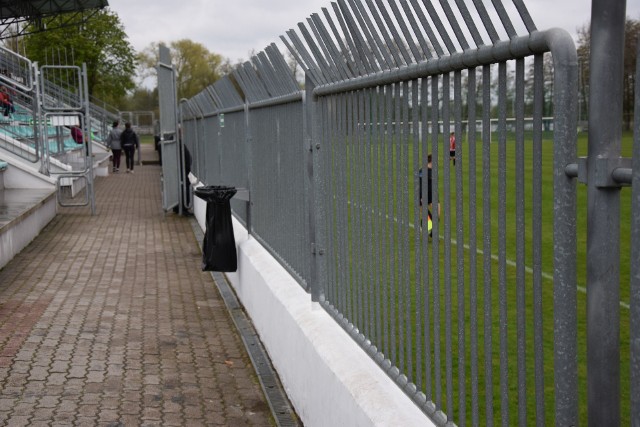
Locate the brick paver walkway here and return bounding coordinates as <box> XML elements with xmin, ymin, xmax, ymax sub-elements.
<box><xmin>0</xmin><ymin>146</ymin><xmax>274</xmax><ymax>426</ymax></box>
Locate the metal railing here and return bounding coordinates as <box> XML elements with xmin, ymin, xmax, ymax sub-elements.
<box><xmin>179</xmin><ymin>0</ymin><xmax>638</xmax><ymax>425</ymax></box>
<box><xmin>0</xmin><ymin>46</ymin><xmax>118</xmax><ymax>166</ymax></box>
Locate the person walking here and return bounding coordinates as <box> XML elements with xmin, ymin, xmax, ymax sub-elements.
<box><xmin>105</xmin><ymin>120</ymin><xmax>123</xmax><ymax>173</ymax></box>
<box><xmin>120</xmin><ymin>122</ymin><xmax>140</xmax><ymax>173</ymax></box>
<box><xmin>449</xmin><ymin>131</ymin><xmax>456</xmax><ymax>166</ymax></box>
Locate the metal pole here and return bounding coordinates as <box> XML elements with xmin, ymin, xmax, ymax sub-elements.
<box><xmin>305</xmin><ymin>75</ymin><xmax>324</xmax><ymax>302</ymax></box>
<box><xmin>82</xmin><ymin>63</ymin><xmax>95</xmax><ymax>215</ymax></box>
<box><xmin>587</xmin><ymin>0</ymin><xmax>626</xmax><ymax>424</ymax></box>
<box><xmin>630</xmin><ymin>34</ymin><xmax>640</xmax><ymax>427</ymax></box>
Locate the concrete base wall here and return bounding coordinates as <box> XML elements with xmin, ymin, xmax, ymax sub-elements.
<box><xmin>0</xmin><ymin>193</ymin><xmax>57</xmax><ymax>270</ymax></box>
<box><xmin>193</xmin><ymin>195</ymin><xmax>433</xmax><ymax>427</ymax></box>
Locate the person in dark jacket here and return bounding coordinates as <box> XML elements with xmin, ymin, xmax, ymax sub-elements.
<box><xmin>120</xmin><ymin>122</ymin><xmax>140</xmax><ymax>173</ymax></box>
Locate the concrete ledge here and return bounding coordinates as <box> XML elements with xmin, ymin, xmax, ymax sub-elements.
<box><xmin>193</xmin><ymin>196</ymin><xmax>434</xmax><ymax>427</ymax></box>
<box><xmin>0</xmin><ymin>189</ymin><xmax>57</xmax><ymax>270</ymax></box>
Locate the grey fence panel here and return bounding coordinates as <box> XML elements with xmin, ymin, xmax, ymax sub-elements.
<box><xmin>282</xmin><ymin>1</ymin><xmax>579</xmax><ymax>425</ymax></box>
<box><xmin>249</xmin><ymin>100</ymin><xmax>308</xmax><ymax>287</ymax></box>
<box><xmin>202</xmin><ymin>114</ymin><xmax>221</xmax><ymax>187</ymax></box>
<box><xmin>219</xmin><ymin>110</ymin><xmax>248</xmax><ymax>224</ymax></box>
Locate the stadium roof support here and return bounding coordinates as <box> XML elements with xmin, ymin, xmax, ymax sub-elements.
<box><xmin>0</xmin><ymin>0</ymin><xmax>109</xmax><ymax>39</ymax></box>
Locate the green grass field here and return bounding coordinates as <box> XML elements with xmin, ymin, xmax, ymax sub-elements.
<box><xmin>324</xmin><ymin>129</ymin><xmax>634</xmax><ymax>426</ymax></box>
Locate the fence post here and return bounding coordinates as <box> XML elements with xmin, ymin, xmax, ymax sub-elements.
<box><xmin>587</xmin><ymin>0</ymin><xmax>626</xmax><ymax>424</ymax></box>
<box><xmin>304</xmin><ymin>75</ymin><xmax>325</xmax><ymax>302</ymax></box>
<box><xmin>630</xmin><ymin>34</ymin><xmax>640</xmax><ymax>427</ymax></box>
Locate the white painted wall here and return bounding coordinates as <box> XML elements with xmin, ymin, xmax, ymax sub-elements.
<box><xmin>193</xmin><ymin>192</ymin><xmax>435</xmax><ymax>427</ymax></box>
<box><xmin>2</xmin><ymin>159</ymin><xmax>56</xmax><ymax>189</ymax></box>
<box><xmin>0</xmin><ymin>194</ymin><xmax>57</xmax><ymax>270</ymax></box>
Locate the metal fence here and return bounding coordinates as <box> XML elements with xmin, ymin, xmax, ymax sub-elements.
<box><xmin>181</xmin><ymin>45</ymin><xmax>311</xmax><ymax>286</ymax></box>
<box><xmin>180</xmin><ymin>0</ymin><xmax>638</xmax><ymax>425</ymax></box>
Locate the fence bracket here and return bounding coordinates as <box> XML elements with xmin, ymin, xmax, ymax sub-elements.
<box><xmin>595</xmin><ymin>157</ymin><xmax>633</xmax><ymax>187</ymax></box>
<box><xmin>567</xmin><ymin>157</ymin><xmax>632</xmax><ymax>187</ymax></box>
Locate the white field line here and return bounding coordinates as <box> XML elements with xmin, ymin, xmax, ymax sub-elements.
<box><xmin>400</xmin><ymin>216</ymin><xmax>630</xmax><ymax>310</ymax></box>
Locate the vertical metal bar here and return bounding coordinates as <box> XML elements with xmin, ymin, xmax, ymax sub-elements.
<box><xmin>356</xmin><ymin>88</ymin><xmax>365</xmax><ymax>336</ymax></box>
<box><xmin>431</xmin><ymin>74</ymin><xmax>442</xmax><ymax>412</ymax></box>
<box><xmin>442</xmin><ymin>71</ymin><xmax>454</xmax><ymax>419</ymax></box>
<box><xmin>340</xmin><ymin>93</ymin><xmax>349</xmax><ymax>317</ymax></box>
<box><xmin>82</xmin><ymin>63</ymin><xmax>95</xmax><ymax>215</ymax></box>
<box><xmin>382</xmin><ymin>85</ymin><xmax>395</xmax><ymax>361</ymax></box>
<box><xmin>326</xmin><ymin>97</ymin><xmax>334</xmax><ymax>301</ymax></box>
<box><xmin>631</xmin><ymin>34</ymin><xmax>640</xmax><ymax>427</ymax></box>
<box><xmin>454</xmin><ymin>69</ymin><xmax>465</xmax><ymax>426</ymax></box>
<box><xmin>345</xmin><ymin>92</ymin><xmax>357</xmax><ymax>323</ymax></box>
<box><xmin>467</xmin><ymin>66</ymin><xmax>480</xmax><ymax>427</ymax></box>
<box><xmin>515</xmin><ymin>57</ymin><xmax>527</xmax><ymax>427</ymax></box>
<box><xmin>311</xmin><ymin>80</ymin><xmax>327</xmax><ymax>303</ymax></box>
<box><xmin>365</xmin><ymin>88</ymin><xmax>374</xmax><ymax>345</ymax></box>
<box><xmin>532</xmin><ymin>54</ymin><xmax>546</xmax><ymax>427</ymax></box>
<box><xmin>304</xmin><ymin>78</ymin><xmax>319</xmax><ymax>300</ymax></box>
<box><xmin>388</xmin><ymin>83</ymin><xmax>397</xmax><ymax>366</ymax></box>
<box><xmin>421</xmin><ymin>76</ymin><xmax>432</xmax><ymax>401</ymax></box>
<box><xmin>551</xmin><ymin>30</ymin><xmax>579</xmax><ymax>425</ymax></box>
<box><xmin>412</xmin><ymin>79</ymin><xmax>421</xmax><ymax>389</ymax></box>
<box><xmin>401</xmin><ymin>80</ymin><xmax>411</xmax><ymax>379</ymax></box>
<box><xmin>587</xmin><ymin>1</ymin><xmax>624</xmax><ymax>425</ymax></box>
<box><xmin>330</xmin><ymin>95</ymin><xmax>340</xmax><ymax>302</ymax></box>
<box><xmin>498</xmin><ymin>61</ymin><xmax>509</xmax><ymax>427</ymax></box>
<box><xmin>395</xmin><ymin>81</ymin><xmax>404</xmax><ymax>373</ymax></box>
<box><xmin>373</xmin><ymin>86</ymin><xmax>382</xmax><ymax>351</ymax></box>
<box><xmin>482</xmin><ymin>63</ymin><xmax>495</xmax><ymax>427</ymax></box>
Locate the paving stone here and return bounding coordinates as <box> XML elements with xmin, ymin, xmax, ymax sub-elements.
<box><xmin>0</xmin><ymin>148</ymin><xmax>275</xmax><ymax>426</ymax></box>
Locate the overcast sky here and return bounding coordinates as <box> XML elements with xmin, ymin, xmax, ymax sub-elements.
<box><xmin>106</xmin><ymin>0</ymin><xmax>640</xmax><ymax>63</ymax></box>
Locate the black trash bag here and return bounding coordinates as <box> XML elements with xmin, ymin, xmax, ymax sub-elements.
<box><xmin>194</xmin><ymin>185</ymin><xmax>238</xmax><ymax>272</ymax></box>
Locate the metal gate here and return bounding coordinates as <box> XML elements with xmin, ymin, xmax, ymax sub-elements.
<box><xmin>40</xmin><ymin>64</ymin><xmax>96</xmax><ymax>215</ymax></box>
<box><xmin>157</xmin><ymin>44</ymin><xmax>180</xmax><ymax>212</ymax></box>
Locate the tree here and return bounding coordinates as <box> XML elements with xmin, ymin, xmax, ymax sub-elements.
<box><xmin>22</xmin><ymin>8</ymin><xmax>136</xmax><ymax>106</ymax></box>
<box><xmin>576</xmin><ymin>17</ymin><xmax>639</xmax><ymax>130</ymax></box>
<box><xmin>119</xmin><ymin>87</ymin><xmax>157</xmax><ymax>113</ymax></box>
<box><xmin>138</xmin><ymin>40</ymin><xmax>225</xmax><ymax>100</ymax></box>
